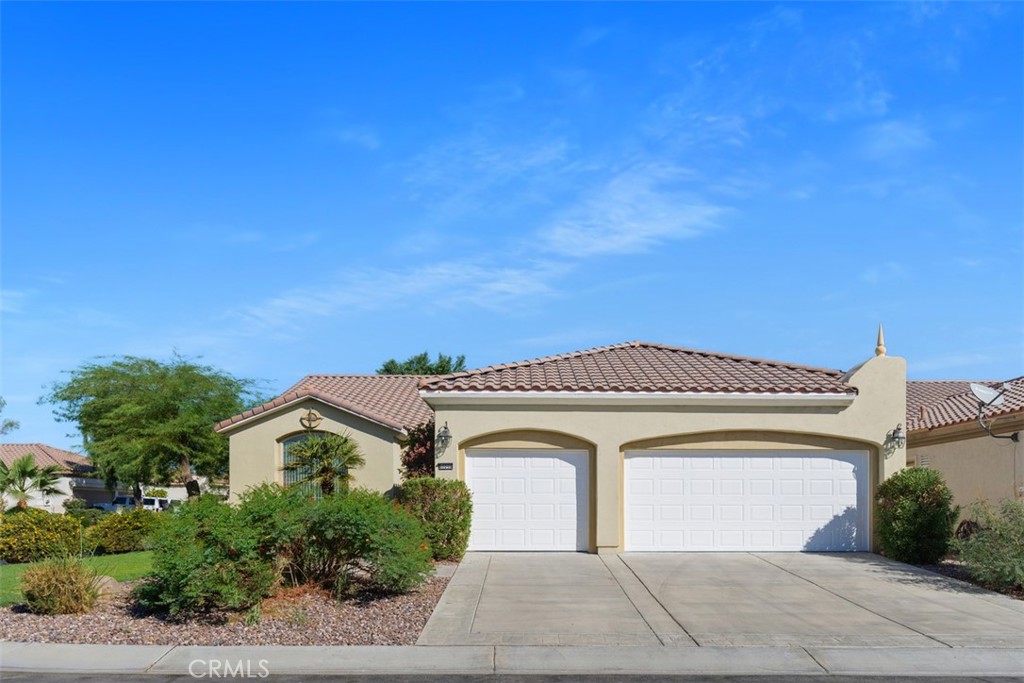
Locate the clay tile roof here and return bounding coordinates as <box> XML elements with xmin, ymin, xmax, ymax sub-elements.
<box><xmin>0</xmin><ymin>443</ymin><xmax>93</xmax><ymax>473</ymax></box>
<box><xmin>215</xmin><ymin>375</ymin><xmax>435</xmax><ymax>434</ymax></box>
<box><xmin>907</xmin><ymin>376</ymin><xmax>1024</xmax><ymax>432</ymax></box>
<box><xmin>420</xmin><ymin>341</ymin><xmax>854</xmax><ymax>395</ymax></box>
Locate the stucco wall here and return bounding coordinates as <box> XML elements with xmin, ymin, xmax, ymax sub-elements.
<box><xmin>226</xmin><ymin>399</ymin><xmax>403</xmax><ymax>502</ymax></box>
<box><xmin>430</xmin><ymin>355</ymin><xmax>906</xmax><ymax>553</ymax></box>
<box><xmin>909</xmin><ymin>428</ymin><xmax>1023</xmax><ymax>508</ymax></box>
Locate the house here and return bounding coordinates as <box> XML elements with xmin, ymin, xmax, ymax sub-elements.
<box><xmin>0</xmin><ymin>443</ymin><xmax>110</xmax><ymax>511</ymax></box>
<box><xmin>220</xmin><ymin>335</ymin><xmax>906</xmax><ymax>554</ymax></box>
<box><xmin>906</xmin><ymin>376</ymin><xmax>1023</xmax><ymax>508</ymax></box>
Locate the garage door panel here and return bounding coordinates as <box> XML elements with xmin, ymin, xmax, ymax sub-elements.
<box><xmin>625</xmin><ymin>450</ymin><xmax>869</xmax><ymax>552</ymax></box>
<box><xmin>466</xmin><ymin>449</ymin><xmax>589</xmax><ymax>552</ymax></box>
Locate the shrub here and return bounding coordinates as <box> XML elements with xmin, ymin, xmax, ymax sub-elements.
<box><xmin>398</xmin><ymin>478</ymin><xmax>473</xmax><ymax>561</ymax></box>
<box><xmin>399</xmin><ymin>420</ymin><xmax>435</xmax><ymax>480</ymax></box>
<box><xmin>957</xmin><ymin>499</ymin><xmax>1024</xmax><ymax>590</ymax></box>
<box><xmin>0</xmin><ymin>508</ymin><xmax>83</xmax><ymax>563</ymax></box>
<box><xmin>21</xmin><ymin>555</ymin><xmax>101</xmax><ymax>615</ymax></box>
<box><xmin>237</xmin><ymin>483</ymin><xmax>314</xmax><ymax>584</ymax></box>
<box><xmin>876</xmin><ymin>467</ymin><xmax>958</xmax><ymax>564</ymax></box>
<box><xmin>145</xmin><ymin>488</ymin><xmax>168</xmax><ymax>498</ymax></box>
<box><xmin>306</xmin><ymin>489</ymin><xmax>432</xmax><ymax>594</ymax></box>
<box><xmin>86</xmin><ymin>508</ymin><xmax>161</xmax><ymax>554</ymax></box>
<box><xmin>133</xmin><ymin>495</ymin><xmax>277</xmax><ymax>615</ymax></box>
<box><xmin>63</xmin><ymin>498</ymin><xmax>109</xmax><ymax>529</ymax></box>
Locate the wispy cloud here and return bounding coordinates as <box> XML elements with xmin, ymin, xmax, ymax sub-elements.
<box><xmin>860</xmin><ymin>261</ymin><xmax>906</xmax><ymax>285</ymax></box>
<box><xmin>333</xmin><ymin>127</ymin><xmax>380</xmax><ymax>150</ymax></box>
<box><xmin>0</xmin><ymin>289</ymin><xmax>31</xmax><ymax>314</ymax></box>
<box><xmin>235</xmin><ymin>259</ymin><xmax>567</xmax><ymax>333</ymax></box>
<box><xmin>860</xmin><ymin>120</ymin><xmax>933</xmax><ymax>161</ymax></box>
<box><xmin>540</xmin><ymin>163</ymin><xmax>725</xmax><ymax>258</ymax></box>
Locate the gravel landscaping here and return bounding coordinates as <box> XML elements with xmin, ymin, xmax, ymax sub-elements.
<box><xmin>0</xmin><ymin>577</ymin><xmax>449</xmax><ymax>646</ymax></box>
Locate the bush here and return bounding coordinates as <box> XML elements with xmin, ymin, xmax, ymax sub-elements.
<box><xmin>398</xmin><ymin>478</ymin><xmax>473</xmax><ymax>561</ymax></box>
<box><xmin>876</xmin><ymin>467</ymin><xmax>958</xmax><ymax>564</ymax></box>
<box><xmin>133</xmin><ymin>495</ymin><xmax>277</xmax><ymax>616</ymax></box>
<box><xmin>957</xmin><ymin>499</ymin><xmax>1024</xmax><ymax>590</ymax></box>
<box><xmin>306</xmin><ymin>489</ymin><xmax>432</xmax><ymax>594</ymax></box>
<box><xmin>399</xmin><ymin>420</ymin><xmax>435</xmax><ymax>480</ymax></box>
<box><xmin>63</xmin><ymin>499</ymin><xmax>109</xmax><ymax>529</ymax></box>
<box><xmin>0</xmin><ymin>508</ymin><xmax>83</xmax><ymax>563</ymax></box>
<box><xmin>237</xmin><ymin>483</ymin><xmax>314</xmax><ymax>584</ymax></box>
<box><xmin>21</xmin><ymin>555</ymin><xmax>101</xmax><ymax>614</ymax></box>
<box><xmin>145</xmin><ymin>488</ymin><xmax>168</xmax><ymax>498</ymax></box>
<box><xmin>86</xmin><ymin>508</ymin><xmax>161</xmax><ymax>554</ymax></box>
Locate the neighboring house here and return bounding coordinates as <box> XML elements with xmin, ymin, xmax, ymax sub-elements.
<box><xmin>906</xmin><ymin>376</ymin><xmax>1023</xmax><ymax>508</ymax></box>
<box><xmin>0</xmin><ymin>443</ymin><xmax>111</xmax><ymax>511</ymax></box>
<box><xmin>221</xmin><ymin>338</ymin><xmax>906</xmax><ymax>554</ymax></box>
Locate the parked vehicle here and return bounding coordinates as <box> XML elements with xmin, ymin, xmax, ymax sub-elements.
<box><xmin>92</xmin><ymin>495</ymin><xmax>172</xmax><ymax>512</ymax></box>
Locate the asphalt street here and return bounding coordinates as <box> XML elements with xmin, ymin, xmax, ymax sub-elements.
<box><xmin>3</xmin><ymin>675</ymin><xmax>1023</xmax><ymax>683</ymax></box>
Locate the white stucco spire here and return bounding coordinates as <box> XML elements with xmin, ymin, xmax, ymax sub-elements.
<box><xmin>875</xmin><ymin>324</ymin><xmax>887</xmax><ymax>357</ymax></box>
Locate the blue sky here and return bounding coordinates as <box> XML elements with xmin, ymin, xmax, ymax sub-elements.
<box><xmin>2</xmin><ymin>2</ymin><xmax>1021</xmax><ymax>452</ymax></box>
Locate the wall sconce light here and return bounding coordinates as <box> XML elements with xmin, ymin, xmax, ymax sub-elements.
<box><xmin>436</xmin><ymin>422</ymin><xmax>452</xmax><ymax>454</ymax></box>
<box><xmin>886</xmin><ymin>423</ymin><xmax>906</xmax><ymax>450</ymax></box>
<box><xmin>300</xmin><ymin>408</ymin><xmax>322</xmax><ymax>432</ymax></box>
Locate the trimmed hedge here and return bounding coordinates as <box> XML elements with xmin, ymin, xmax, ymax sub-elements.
<box><xmin>0</xmin><ymin>509</ymin><xmax>83</xmax><ymax>563</ymax></box>
<box><xmin>876</xmin><ymin>467</ymin><xmax>958</xmax><ymax>564</ymax></box>
<box><xmin>87</xmin><ymin>508</ymin><xmax>161</xmax><ymax>554</ymax></box>
<box><xmin>398</xmin><ymin>478</ymin><xmax>473</xmax><ymax>561</ymax></box>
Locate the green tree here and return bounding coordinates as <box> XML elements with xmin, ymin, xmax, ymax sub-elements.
<box><xmin>0</xmin><ymin>397</ymin><xmax>20</xmax><ymax>435</ymax></box>
<box><xmin>0</xmin><ymin>454</ymin><xmax>63</xmax><ymax>509</ymax></box>
<box><xmin>43</xmin><ymin>355</ymin><xmax>261</xmax><ymax>500</ymax></box>
<box><xmin>281</xmin><ymin>432</ymin><xmax>365</xmax><ymax>497</ymax></box>
<box><xmin>377</xmin><ymin>352</ymin><xmax>466</xmax><ymax>375</ymax></box>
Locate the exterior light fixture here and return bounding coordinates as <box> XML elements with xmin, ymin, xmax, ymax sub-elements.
<box><xmin>436</xmin><ymin>422</ymin><xmax>452</xmax><ymax>454</ymax></box>
<box><xmin>300</xmin><ymin>408</ymin><xmax>323</xmax><ymax>432</ymax></box>
<box><xmin>886</xmin><ymin>423</ymin><xmax>906</xmax><ymax>450</ymax></box>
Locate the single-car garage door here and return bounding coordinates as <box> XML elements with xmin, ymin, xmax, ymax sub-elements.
<box><xmin>625</xmin><ymin>450</ymin><xmax>870</xmax><ymax>552</ymax></box>
<box><xmin>465</xmin><ymin>449</ymin><xmax>589</xmax><ymax>551</ymax></box>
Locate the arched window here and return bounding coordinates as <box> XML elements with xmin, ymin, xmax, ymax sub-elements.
<box><xmin>281</xmin><ymin>432</ymin><xmax>319</xmax><ymax>489</ymax></box>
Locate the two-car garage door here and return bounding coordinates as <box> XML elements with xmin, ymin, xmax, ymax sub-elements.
<box><xmin>625</xmin><ymin>450</ymin><xmax>870</xmax><ymax>551</ymax></box>
<box><xmin>464</xmin><ymin>448</ymin><xmax>869</xmax><ymax>552</ymax></box>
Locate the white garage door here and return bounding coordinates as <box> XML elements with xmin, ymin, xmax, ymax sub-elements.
<box><xmin>625</xmin><ymin>450</ymin><xmax>870</xmax><ymax>552</ymax></box>
<box><xmin>465</xmin><ymin>449</ymin><xmax>589</xmax><ymax>551</ymax></box>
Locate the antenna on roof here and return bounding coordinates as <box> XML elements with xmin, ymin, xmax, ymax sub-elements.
<box><xmin>969</xmin><ymin>383</ymin><xmax>1019</xmax><ymax>442</ymax></box>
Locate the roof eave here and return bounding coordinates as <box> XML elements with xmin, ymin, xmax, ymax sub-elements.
<box><xmin>215</xmin><ymin>394</ymin><xmax>408</xmax><ymax>436</ymax></box>
<box><xmin>420</xmin><ymin>390</ymin><xmax>857</xmax><ymax>408</ymax></box>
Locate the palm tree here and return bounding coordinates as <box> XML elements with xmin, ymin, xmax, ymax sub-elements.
<box><xmin>0</xmin><ymin>454</ymin><xmax>64</xmax><ymax>509</ymax></box>
<box><xmin>281</xmin><ymin>432</ymin><xmax>365</xmax><ymax>497</ymax></box>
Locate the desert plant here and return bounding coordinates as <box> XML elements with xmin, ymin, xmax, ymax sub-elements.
<box><xmin>87</xmin><ymin>508</ymin><xmax>161</xmax><ymax>554</ymax></box>
<box><xmin>398</xmin><ymin>477</ymin><xmax>472</xmax><ymax>560</ymax></box>
<box><xmin>0</xmin><ymin>454</ymin><xmax>63</xmax><ymax>509</ymax></box>
<box><xmin>305</xmin><ymin>489</ymin><xmax>432</xmax><ymax>594</ymax></box>
<box><xmin>957</xmin><ymin>499</ymin><xmax>1024</xmax><ymax>590</ymax></box>
<box><xmin>398</xmin><ymin>420</ymin><xmax>435</xmax><ymax>480</ymax></box>
<box><xmin>876</xmin><ymin>467</ymin><xmax>958</xmax><ymax>564</ymax></box>
<box><xmin>282</xmin><ymin>433</ymin><xmax>365</xmax><ymax>497</ymax></box>
<box><xmin>0</xmin><ymin>508</ymin><xmax>83</xmax><ymax>563</ymax></box>
<box><xmin>20</xmin><ymin>554</ymin><xmax>102</xmax><ymax>615</ymax></box>
<box><xmin>133</xmin><ymin>495</ymin><xmax>277</xmax><ymax>615</ymax></box>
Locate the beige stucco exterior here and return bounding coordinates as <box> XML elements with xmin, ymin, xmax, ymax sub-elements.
<box><xmin>908</xmin><ymin>415</ymin><xmax>1024</xmax><ymax>510</ymax></box>
<box><xmin>225</xmin><ymin>398</ymin><xmax>404</xmax><ymax>502</ymax></box>
<box><xmin>427</xmin><ymin>354</ymin><xmax>907</xmax><ymax>553</ymax></box>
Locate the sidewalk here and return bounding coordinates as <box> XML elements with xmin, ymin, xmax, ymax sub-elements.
<box><xmin>2</xmin><ymin>642</ymin><xmax>1023</xmax><ymax>677</ymax></box>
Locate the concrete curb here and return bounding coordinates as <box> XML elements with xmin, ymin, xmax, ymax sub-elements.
<box><xmin>2</xmin><ymin>642</ymin><xmax>1024</xmax><ymax>676</ymax></box>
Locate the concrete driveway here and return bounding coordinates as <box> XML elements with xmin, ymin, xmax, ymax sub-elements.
<box><xmin>418</xmin><ymin>552</ymin><xmax>1024</xmax><ymax>647</ymax></box>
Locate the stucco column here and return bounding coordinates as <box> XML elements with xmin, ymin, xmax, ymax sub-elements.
<box><xmin>594</xmin><ymin>438</ymin><xmax>622</xmax><ymax>553</ymax></box>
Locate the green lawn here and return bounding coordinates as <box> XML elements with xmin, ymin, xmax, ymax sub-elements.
<box><xmin>0</xmin><ymin>551</ymin><xmax>153</xmax><ymax>606</ymax></box>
